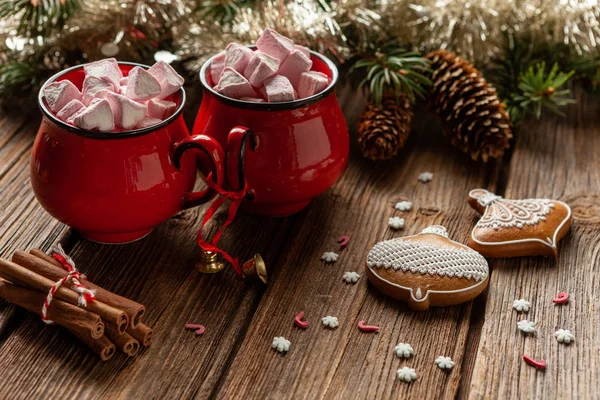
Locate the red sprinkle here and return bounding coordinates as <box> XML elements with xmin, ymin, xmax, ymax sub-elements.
<box><xmin>552</xmin><ymin>291</ymin><xmax>569</xmax><ymax>304</ymax></box>
<box><xmin>357</xmin><ymin>320</ymin><xmax>379</xmax><ymax>333</ymax></box>
<box><xmin>195</xmin><ymin>326</ymin><xmax>206</xmax><ymax>335</ymax></box>
<box><xmin>294</xmin><ymin>312</ymin><xmax>309</xmax><ymax>329</ymax></box>
<box><xmin>185</xmin><ymin>323</ymin><xmax>203</xmax><ymax>330</ymax></box>
<box><xmin>523</xmin><ymin>354</ymin><xmax>546</xmax><ymax>369</ymax></box>
<box><xmin>338</xmin><ymin>235</ymin><xmax>350</xmax><ymax>250</ymax></box>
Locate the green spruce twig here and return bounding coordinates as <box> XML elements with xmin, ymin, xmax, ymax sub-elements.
<box><xmin>0</xmin><ymin>0</ymin><xmax>81</xmax><ymax>37</ymax></box>
<box><xmin>196</xmin><ymin>0</ymin><xmax>250</xmax><ymax>24</ymax></box>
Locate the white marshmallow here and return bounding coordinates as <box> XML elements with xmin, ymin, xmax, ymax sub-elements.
<box><xmin>216</xmin><ymin>67</ymin><xmax>256</xmax><ymax>99</ymax></box>
<box><xmin>298</xmin><ymin>71</ymin><xmax>329</xmax><ymax>98</ymax></box>
<box><xmin>243</xmin><ymin>51</ymin><xmax>280</xmax><ymax>88</ymax></box>
<box><xmin>72</xmin><ymin>98</ymin><xmax>115</xmax><ymax>131</ymax></box>
<box><xmin>261</xmin><ymin>75</ymin><xmax>295</xmax><ymax>102</ymax></box>
<box><xmin>256</xmin><ymin>28</ymin><xmax>295</xmax><ymax>62</ymax></box>
<box><xmin>135</xmin><ymin>117</ymin><xmax>163</xmax><ymax>129</ymax></box>
<box><xmin>56</xmin><ymin>99</ymin><xmax>85</xmax><ymax>122</ymax></box>
<box><xmin>277</xmin><ymin>49</ymin><xmax>312</xmax><ymax>88</ymax></box>
<box><xmin>224</xmin><ymin>43</ymin><xmax>254</xmax><ymax>74</ymax></box>
<box><xmin>82</xmin><ymin>75</ymin><xmax>114</xmax><ymax>105</ymax></box>
<box><xmin>147</xmin><ymin>99</ymin><xmax>177</xmax><ymax>119</ymax></box>
<box><xmin>126</xmin><ymin>66</ymin><xmax>161</xmax><ymax>102</ymax></box>
<box><xmin>147</xmin><ymin>60</ymin><xmax>184</xmax><ymax>99</ymax></box>
<box><xmin>83</xmin><ymin>58</ymin><xmax>122</xmax><ymax>90</ymax></box>
<box><xmin>294</xmin><ymin>45</ymin><xmax>311</xmax><ymax>59</ymax></box>
<box><xmin>119</xmin><ymin>77</ymin><xmax>128</xmax><ymax>86</ymax></box>
<box><xmin>105</xmin><ymin>92</ymin><xmax>148</xmax><ymax>129</ymax></box>
<box><xmin>119</xmin><ymin>85</ymin><xmax>127</xmax><ymax>95</ymax></box>
<box><xmin>240</xmin><ymin>97</ymin><xmax>265</xmax><ymax>103</ymax></box>
<box><xmin>43</xmin><ymin>80</ymin><xmax>82</xmax><ymax>113</ymax></box>
<box><xmin>210</xmin><ymin>53</ymin><xmax>226</xmax><ymax>86</ymax></box>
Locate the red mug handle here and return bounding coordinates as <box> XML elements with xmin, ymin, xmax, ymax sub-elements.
<box><xmin>226</xmin><ymin>127</ymin><xmax>257</xmax><ymax>197</ymax></box>
<box><xmin>173</xmin><ymin>134</ymin><xmax>225</xmax><ymax>209</ymax></box>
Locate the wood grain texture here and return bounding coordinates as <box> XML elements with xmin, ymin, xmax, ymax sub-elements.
<box><xmin>467</xmin><ymin>91</ymin><xmax>600</xmax><ymax>399</ymax></box>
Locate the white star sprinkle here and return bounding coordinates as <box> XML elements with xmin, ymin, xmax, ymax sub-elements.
<box><xmin>517</xmin><ymin>320</ymin><xmax>536</xmax><ymax>333</ymax></box>
<box><xmin>554</xmin><ymin>329</ymin><xmax>574</xmax><ymax>344</ymax></box>
<box><xmin>418</xmin><ymin>172</ymin><xmax>433</xmax><ymax>183</ymax></box>
<box><xmin>271</xmin><ymin>336</ymin><xmax>291</xmax><ymax>353</ymax></box>
<box><xmin>395</xmin><ymin>201</ymin><xmax>412</xmax><ymax>211</ymax></box>
<box><xmin>434</xmin><ymin>356</ymin><xmax>455</xmax><ymax>370</ymax></box>
<box><xmin>321</xmin><ymin>316</ymin><xmax>339</xmax><ymax>328</ymax></box>
<box><xmin>396</xmin><ymin>367</ymin><xmax>417</xmax><ymax>382</ymax></box>
<box><xmin>388</xmin><ymin>217</ymin><xmax>405</xmax><ymax>230</ymax></box>
<box><xmin>342</xmin><ymin>271</ymin><xmax>360</xmax><ymax>284</ymax></box>
<box><xmin>512</xmin><ymin>299</ymin><xmax>530</xmax><ymax>313</ymax></box>
<box><xmin>394</xmin><ymin>343</ymin><xmax>414</xmax><ymax>358</ymax></box>
<box><xmin>321</xmin><ymin>251</ymin><xmax>338</xmax><ymax>263</ymax></box>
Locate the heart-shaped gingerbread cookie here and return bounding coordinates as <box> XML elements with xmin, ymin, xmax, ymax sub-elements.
<box><xmin>467</xmin><ymin>189</ymin><xmax>572</xmax><ymax>258</ymax></box>
<box><xmin>366</xmin><ymin>226</ymin><xmax>489</xmax><ymax>311</ymax></box>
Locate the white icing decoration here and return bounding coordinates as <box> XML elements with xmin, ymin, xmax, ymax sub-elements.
<box><xmin>394</xmin><ymin>343</ymin><xmax>414</xmax><ymax>358</ymax></box>
<box><xmin>415</xmin><ymin>287</ymin><xmax>423</xmax><ymax>299</ymax></box>
<box><xmin>396</xmin><ymin>367</ymin><xmax>417</xmax><ymax>382</ymax></box>
<box><xmin>395</xmin><ymin>201</ymin><xmax>412</xmax><ymax>211</ymax></box>
<box><xmin>321</xmin><ymin>251</ymin><xmax>338</xmax><ymax>263</ymax></box>
<box><xmin>342</xmin><ymin>271</ymin><xmax>360</xmax><ymax>284</ymax></box>
<box><xmin>554</xmin><ymin>329</ymin><xmax>574</xmax><ymax>344</ymax></box>
<box><xmin>421</xmin><ymin>225</ymin><xmax>449</xmax><ymax>238</ymax></box>
<box><xmin>512</xmin><ymin>299</ymin><xmax>530</xmax><ymax>312</ymax></box>
<box><xmin>388</xmin><ymin>217</ymin><xmax>405</xmax><ymax>230</ymax></box>
<box><xmin>321</xmin><ymin>316</ymin><xmax>339</xmax><ymax>328</ymax></box>
<box><xmin>517</xmin><ymin>320</ymin><xmax>535</xmax><ymax>333</ymax></box>
<box><xmin>366</xmin><ymin>239</ymin><xmax>489</xmax><ymax>282</ymax></box>
<box><xmin>434</xmin><ymin>356</ymin><xmax>455</xmax><ymax>370</ymax></box>
<box><xmin>418</xmin><ymin>172</ymin><xmax>433</xmax><ymax>183</ymax></box>
<box><xmin>272</xmin><ymin>336</ymin><xmax>291</xmax><ymax>352</ymax></box>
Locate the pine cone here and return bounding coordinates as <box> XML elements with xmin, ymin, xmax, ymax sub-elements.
<box><xmin>357</xmin><ymin>93</ymin><xmax>413</xmax><ymax>161</ymax></box>
<box><xmin>426</xmin><ymin>50</ymin><xmax>512</xmax><ymax>162</ymax></box>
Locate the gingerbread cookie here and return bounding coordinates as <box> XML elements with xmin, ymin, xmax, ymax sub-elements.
<box><xmin>467</xmin><ymin>189</ymin><xmax>572</xmax><ymax>258</ymax></box>
<box><xmin>366</xmin><ymin>226</ymin><xmax>489</xmax><ymax>311</ymax></box>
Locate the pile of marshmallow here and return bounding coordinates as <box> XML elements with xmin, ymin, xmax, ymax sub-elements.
<box><xmin>43</xmin><ymin>58</ymin><xmax>184</xmax><ymax>132</ymax></box>
<box><xmin>210</xmin><ymin>28</ymin><xmax>329</xmax><ymax>102</ymax></box>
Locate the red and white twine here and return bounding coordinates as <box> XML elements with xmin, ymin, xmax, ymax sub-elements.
<box><xmin>41</xmin><ymin>244</ymin><xmax>96</xmax><ymax>324</ymax></box>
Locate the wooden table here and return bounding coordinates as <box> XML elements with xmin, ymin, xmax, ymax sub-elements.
<box><xmin>0</xmin><ymin>86</ymin><xmax>598</xmax><ymax>399</ymax></box>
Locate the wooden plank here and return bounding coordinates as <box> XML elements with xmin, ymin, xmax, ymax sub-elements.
<box><xmin>466</xmin><ymin>91</ymin><xmax>600</xmax><ymax>399</ymax></box>
<box><xmin>215</xmin><ymin>96</ymin><xmax>503</xmax><ymax>398</ymax></box>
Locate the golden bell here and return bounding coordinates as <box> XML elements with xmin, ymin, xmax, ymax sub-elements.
<box><xmin>241</xmin><ymin>253</ymin><xmax>268</xmax><ymax>284</ymax></box>
<box><xmin>195</xmin><ymin>250</ymin><xmax>226</xmax><ymax>274</ymax></box>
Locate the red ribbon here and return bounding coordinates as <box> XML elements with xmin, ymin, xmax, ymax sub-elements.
<box><xmin>197</xmin><ymin>178</ymin><xmax>247</xmax><ymax>277</ymax></box>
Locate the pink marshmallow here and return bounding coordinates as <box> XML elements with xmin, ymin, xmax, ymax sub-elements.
<box><xmin>216</xmin><ymin>67</ymin><xmax>256</xmax><ymax>99</ymax></box>
<box><xmin>119</xmin><ymin>85</ymin><xmax>127</xmax><ymax>95</ymax></box>
<box><xmin>294</xmin><ymin>45</ymin><xmax>310</xmax><ymax>59</ymax></box>
<box><xmin>224</xmin><ymin>43</ymin><xmax>254</xmax><ymax>74</ymax></box>
<box><xmin>256</xmin><ymin>28</ymin><xmax>295</xmax><ymax>62</ymax></box>
<box><xmin>243</xmin><ymin>51</ymin><xmax>280</xmax><ymax>88</ymax></box>
<box><xmin>72</xmin><ymin>98</ymin><xmax>114</xmax><ymax>131</ymax></box>
<box><xmin>240</xmin><ymin>97</ymin><xmax>265</xmax><ymax>103</ymax></box>
<box><xmin>210</xmin><ymin>53</ymin><xmax>226</xmax><ymax>86</ymax></box>
<box><xmin>298</xmin><ymin>71</ymin><xmax>329</xmax><ymax>98</ymax></box>
<box><xmin>135</xmin><ymin>117</ymin><xmax>163</xmax><ymax>129</ymax></box>
<box><xmin>147</xmin><ymin>60</ymin><xmax>184</xmax><ymax>99</ymax></box>
<box><xmin>147</xmin><ymin>99</ymin><xmax>177</xmax><ymax>119</ymax></box>
<box><xmin>261</xmin><ymin>75</ymin><xmax>295</xmax><ymax>102</ymax></box>
<box><xmin>105</xmin><ymin>92</ymin><xmax>148</xmax><ymax>129</ymax></box>
<box><xmin>82</xmin><ymin>75</ymin><xmax>114</xmax><ymax>105</ymax></box>
<box><xmin>119</xmin><ymin>77</ymin><xmax>128</xmax><ymax>86</ymax></box>
<box><xmin>43</xmin><ymin>80</ymin><xmax>82</xmax><ymax>113</ymax></box>
<box><xmin>277</xmin><ymin>49</ymin><xmax>312</xmax><ymax>88</ymax></box>
<box><xmin>126</xmin><ymin>66</ymin><xmax>161</xmax><ymax>102</ymax></box>
<box><xmin>56</xmin><ymin>99</ymin><xmax>85</xmax><ymax>122</ymax></box>
<box><xmin>83</xmin><ymin>58</ymin><xmax>122</xmax><ymax>90</ymax></box>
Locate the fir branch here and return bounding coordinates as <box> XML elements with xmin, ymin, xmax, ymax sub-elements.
<box><xmin>196</xmin><ymin>0</ymin><xmax>250</xmax><ymax>24</ymax></box>
<box><xmin>0</xmin><ymin>0</ymin><xmax>81</xmax><ymax>37</ymax></box>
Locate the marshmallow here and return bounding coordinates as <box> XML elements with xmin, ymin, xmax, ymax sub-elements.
<box><xmin>147</xmin><ymin>60</ymin><xmax>184</xmax><ymax>99</ymax></box>
<box><xmin>295</xmin><ymin>45</ymin><xmax>311</xmax><ymax>59</ymax></box>
<box><xmin>43</xmin><ymin>80</ymin><xmax>82</xmax><ymax>113</ymax></box>
<box><xmin>147</xmin><ymin>99</ymin><xmax>177</xmax><ymax>119</ymax></box>
<box><xmin>277</xmin><ymin>49</ymin><xmax>312</xmax><ymax>88</ymax></box>
<box><xmin>83</xmin><ymin>58</ymin><xmax>122</xmax><ymax>90</ymax></box>
<box><xmin>119</xmin><ymin>85</ymin><xmax>127</xmax><ymax>95</ymax></box>
<box><xmin>224</xmin><ymin>43</ymin><xmax>254</xmax><ymax>74</ymax></box>
<box><xmin>72</xmin><ymin>98</ymin><xmax>115</xmax><ymax>131</ymax></box>
<box><xmin>210</xmin><ymin>53</ymin><xmax>226</xmax><ymax>86</ymax></box>
<box><xmin>105</xmin><ymin>92</ymin><xmax>148</xmax><ymax>129</ymax></box>
<box><xmin>135</xmin><ymin>117</ymin><xmax>163</xmax><ymax>129</ymax></box>
<box><xmin>82</xmin><ymin>75</ymin><xmax>114</xmax><ymax>105</ymax></box>
<box><xmin>243</xmin><ymin>51</ymin><xmax>280</xmax><ymax>88</ymax></box>
<box><xmin>261</xmin><ymin>75</ymin><xmax>295</xmax><ymax>102</ymax></box>
<box><xmin>119</xmin><ymin>77</ymin><xmax>128</xmax><ymax>86</ymax></box>
<box><xmin>298</xmin><ymin>71</ymin><xmax>329</xmax><ymax>98</ymax></box>
<box><xmin>240</xmin><ymin>97</ymin><xmax>265</xmax><ymax>103</ymax></box>
<box><xmin>126</xmin><ymin>66</ymin><xmax>162</xmax><ymax>102</ymax></box>
<box><xmin>56</xmin><ymin>99</ymin><xmax>85</xmax><ymax>122</ymax></box>
<box><xmin>256</xmin><ymin>28</ymin><xmax>295</xmax><ymax>62</ymax></box>
<box><xmin>216</xmin><ymin>67</ymin><xmax>256</xmax><ymax>99</ymax></box>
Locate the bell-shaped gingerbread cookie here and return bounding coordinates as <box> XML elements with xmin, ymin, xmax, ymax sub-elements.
<box><xmin>366</xmin><ymin>226</ymin><xmax>489</xmax><ymax>311</ymax></box>
<box><xmin>467</xmin><ymin>188</ymin><xmax>572</xmax><ymax>258</ymax></box>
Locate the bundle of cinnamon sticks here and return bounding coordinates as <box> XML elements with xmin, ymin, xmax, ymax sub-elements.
<box><xmin>0</xmin><ymin>248</ymin><xmax>152</xmax><ymax>361</ymax></box>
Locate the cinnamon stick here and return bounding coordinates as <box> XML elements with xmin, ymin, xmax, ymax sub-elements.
<box><xmin>127</xmin><ymin>322</ymin><xmax>152</xmax><ymax>347</ymax></box>
<box><xmin>24</xmin><ymin>249</ymin><xmax>145</xmax><ymax>328</ymax></box>
<box><xmin>71</xmin><ymin>333</ymin><xmax>116</xmax><ymax>361</ymax></box>
<box><xmin>0</xmin><ymin>258</ymin><xmax>128</xmax><ymax>332</ymax></box>
<box><xmin>105</xmin><ymin>322</ymin><xmax>140</xmax><ymax>356</ymax></box>
<box><xmin>0</xmin><ymin>278</ymin><xmax>104</xmax><ymax>339</ymax></box>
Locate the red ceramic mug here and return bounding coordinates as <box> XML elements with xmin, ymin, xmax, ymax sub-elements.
<box><xmin>32</xmin><ymin>62</ymin><xmax>224</xmax><ymax>244</ymax></box>
<box><xmin>189</xmin><ymin>48</ymin><xmax>349</xmax><ymax>216</ymax></box>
